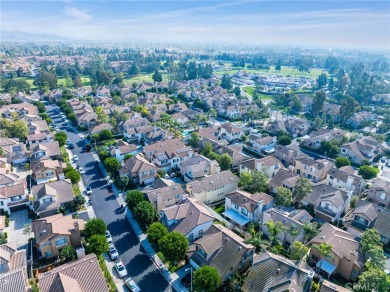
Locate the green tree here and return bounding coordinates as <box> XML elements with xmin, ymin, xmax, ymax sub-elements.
<box><xmin>233</xmin><ymin>86</ymin><xmax>241</xmax><ymax>98</ymax></box>
<box><xmin>188</xmin><ymin>132</ymin><xmax>200</xmax><ymax>148</ymax></box>
<box><xmin>245</xmin><ymin>231</ymin><xmax>269</xmax><ymax>253</ymax></box>
<box><xmin>34</xmin><ymin>70</ymin><xmax>58</xmax><ymax>90</ymax></box>
<box><xmin>98</xmin><ymin>129</ymin><xmax>113</xmax><ymax>141</ymax></box>
<box><xmin>217</xmin><ymin>153</ymin><xmax>232</xmax><ymax>171</ymax></box>
<box><xmin>60</xmin><ymin>246</ymin><xmax>76</xmax><ymax>262</ymax></box>
<box><xmin>277</xmin><ymin>135</ymin><xmax>292</xmax><ymax>146</ymax></box>
<box><xmin>126</xmin><ymin>190</ymin><xmax>144</xmax><ymax>210</ymax></box>
<box><xmin>104</xmin><ymin>158</ymin><xmax>120</xmax><ymax>176</ymax></box>
<box><xmin>118</xmin><ymin>175</ymin><xmax>129</xmax><ymax>191</ymax></box>
<box><xmin>84</xmin><ymin>218</ymin><xmax>107</xmax><ymax>239</ymax></box>
<box><xmin>341</xmin><ymin>95</ymin><xmax>360</xmax><ymax>123</ymax></box>
<box><xmin>221</xmin><ymin>74</ymin><xmax>233</xmax><ymax>90</ymax></box>
<box><xmin>239</xmin><ymin>172</ymin><xmax>252</xmax><ymax>188</ymax></box>
<box><xmin>360</xmin><ymin>228</ymin><xmax>382</xmax><ymax>260</ymax></box>
<box><xmin>358</xmin><ymin>165</ymin><xmax>379</xmax><ymax>180</ymax></box>
<box><xmin>158</xmin><ymin>232</ymin><xmax>188</xmax><ymax>264</ymax></box>
<box><xmin>147</xmin><ymin>222</ymin><xmax>168</xmax><ymax>245</ymax></box>
<box><xmin>54</xmin><ymin>135</ymin><xmax>66</xmax><ymax>147</ymax></box>
<box><xmin>350</xmin><ymin>196</ymin><xmax>358</xmax><ymax>208</ymax></box>
<box><xmin>243</xmin><ymin>171</ymin><xmax>268</xmax><ymax>194</ymax></box>
<box><xmin>152</xmin><ymin>71</ymin><xmax>163</xmax><ymax>83</ymax></box>
<box><xmin>87</xmin><ymin>234</ymin><xmax>109</xmax><ymax>256</ymax></box>
<box><xmin>134</xmin><ymin>201</ymin><xmax>157</xmax><ymax>227</ymax></box>
<box><xmin>314</xmin><ymin>242</ymin><xmax>333</xmax><ymax>276</ymax></box>
<box><xmin>292</xmin><ymin>177</ymin><xmax>312</xmax><ymax>203</ymax></box>
<box><xmin>202</xmin><ymin>142</ymin><xmax>214</xmax><ymax>157</ymax></box>
<box><xmin>355</xmin><ymin>268</ymin><xmax>390</xmax><ymax>292</ymax></box>
<box><xmin>303</xmin><ymin>222</ymin><xmax>318</xmax><ymax>244</ymax></box>
<box><xmin>275</xmin><ymin>187</ymin><xmax>292</xmax><ymax>206</ymax></box>
<box><xmin>312</xmin><ymin>90</ymin><xmax>326</xmax><ymax>117</ymax></box>
<box><xmin>65</xmin><ymin>169</ymin><xmax>81</xmax><ymax>184</ymax></box>
<box><xmin>193</xmin><ymin>266</ymin><xmax>220</xmax><ymax>292</ymax></box>
<box><xmin>290</xmin><ymin>241</ymin><xmax>309</xmax><ymax>260</ymax></box>
<box><xmin>316</xmin><ymin>72</ymin><xmax>327</xmax><ymax>89</ymax></box>
<box><xmin>367</xmin><ymin>245</ymin><xmax>386</xmax><ymax>270</ymax></box>
<box><xmin>264</xmin><ymin>220</ymin><xmax>286</xmax><ymax>248</ymax></box>
<box><xmin>335</xmin><ymin>156</ymin><xmax>351</xmax><ymax>168</ymax></box>
<box><xmin>128</xmin><ymin>62</ymin><xmax>140</xmax><ymax>76</ymax></box>
<box><xmin>74</xmin><ymin>194</ymin><xmax>86</xmax><ymax>209</ymax></box>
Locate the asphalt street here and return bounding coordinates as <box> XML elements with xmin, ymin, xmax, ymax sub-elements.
<box><xmin>47</xmin><ymin>105</ymin><xmax>171</xmax><ymax>292</ymax></box>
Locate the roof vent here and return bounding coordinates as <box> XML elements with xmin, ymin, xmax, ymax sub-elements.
<box><xmin>276</xmin><ymin>268</ymin><xmax>281</xmax><ymax>275</ymax></box>
<box><xmin>320</xmin><ymin>236</ymin><xmax>326</xmax><ymax>239</ymax></box>
<box><xmin>210</xmin><ymin>181</ymin><xmax>214</xmax><ymax>184</ymax></box>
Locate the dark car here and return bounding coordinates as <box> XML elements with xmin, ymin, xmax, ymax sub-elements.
<box><xmin>68</xmin><ymin>144</ymin><xmax>75</xmax><ymax>150</ymax></box>
<box><xmin>180</xmin><ymin>273</ymin><xmax>191</xmax><ymax>288</ymax></box>
<box><xmin>84</xmin><ymin>144</ymin><xmax>92</xmax><ymax>152</ymax></box>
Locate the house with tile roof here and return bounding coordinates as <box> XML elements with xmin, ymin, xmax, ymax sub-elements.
<box><xmin>118</xmin><ymin>154</ymin><xmax>158</xmax><ymax>186</ymax></box>
<box><xmin>340</xmin><ymin>136</ymin><xmax>382</xmax><ymax>165</ymax></box>
<box><xmin>243</xmin><ymin>134</ymin><xmax>277</xmax><ymax>155</ymax></box>
<box><xmin>197</xmin><ymin>127</ymin><xmax>229</xmax><ymax>152</ymax></box>
<box><xmin>0</xmin><ymin>242</ymin><xmax>27</xmax><ymax>278</ymax></box>
<box><xmin>109</xmin><ymin>141</ymin><xmax>137</xmax><ymax>162</ymax></box>
<box><xmin>27</xmin><ymin>120</ymin><xmax>49</xmax><ymax>135</ymax></box>
<box><xmin>0</xmin><ymin>158</ymin><xmax>12</xmax><ymax>174</ymax></box>
<box><xmin>320</xmin><ymin>279</ymin><xmax>350</xmax><ymax>292</ymax></box>
<box><xmin>366</xmin><ymin>178</ymin><xmax>390</xmax><ymax>209</ymax></box>
<box><xmin>38</xmin><ymin>253</ymin><xmax>108</xmax><ymax>292</ymax></box>
<box><xmin>0</xmin><ymin>138</ymin><xmax>28</xmax><ymax>165</ymax></box>
<box><xmin>187</xmin><ymin>223</ymin><xmax>254</xmax><ymax>282</ymax></box>
<box><xmin>0</xmin><ymin>268</ymin><xmax>29</xmax><ymax>292</ymax></box>
<box><xmin>302</xmin><ymin>184</ymin><xmax>351</xmax><ymax>223</ymax></box>
<box><xmin>273</xmin><ymin>143</ymin><xmax>308</xmax><ymax>167</ymax></box>
<box><xmin>0</xmin><ymin>182</ymin><xmax>29</xmax><ymax>214</ymax></box>
<box><xmin>221</xmin><ymin>144</ymin><xmax>251</xmax><ymax>169</ymax></box>
<box><xmin>31</xmin><ymin>159</ymin><xmax>66</xmax><ymax>185</ymax></box>
<box><xmin>308</xmin><ymin>223</ymin><xmax>363</xmax><ymax>281</ymax></box>
<box><xmin>27</xmin><ymin>132</ymin><xmax>52</xmax><ymax>146</ymax></box>
<box><xmin>160</xmin><ymin>197</ymin><xmax>214</xmax><ymax>243</ymax></box>
<box><xmin>179</xmin><ymin>155</ymin><xmax>220</xmax><ymax>183</ymax></box>
<box><xmin>302</xmin><ymin>128</ymin><xmax>347</xmax><ymax>150</ymax></box>
<box><xmin>186</xmin><ymin>170</ymin><xmax>239</xmax><ymax>204</ymax></box>
<box><xmin>242</xmin><ymin>251</ymin><xmax>314</xmax><ymax>292</ymax></box>
<box><xmin>89</xmin><ymin>123</ymin><xmax>113</xmax><ymax>135</ymax></box>
<box><xmin>30</xmin><ymin>141</ymin><xmax>61</xmax><ymax>163</ymax></box>
<box><xmin>239</xmin><ymin>155</ymin><xmax>284</xmax><ymax>178</ymax></box>
<box><xmin>219</xmin><ymin>123</ymin><xmax>243</xmax><ymax>142</ymax></box>
<box><xmin>124</xmin><ymin>124</ymin><xmax>155</xmax><ymax>143</ymax></box>
<box><xmin>261</xmin><ymin>208</ymin><xmax>313</xmax><ymax>247</ymax></box>
<box><xmin>346</xmin><ymin>111</ymin><xmax>375</xmax><ymax>129</ymax></box>
<box><xmin>144</xmin><ymin>183</ymin><xmax>186</xmax><ymax>212</ymax></box>
<box><xmin>32</xmin><ymin>180</ymin><xmax>74</xmax><ymax>217</ymax></box>
<box><xmin>326</xmin><ymin>166</ymin><xmax>366</xmax><ymax>195</ymax></box>
<box><xmin>268</xmin><ymin>169</ymin><xmax>301</xmax><ymax>194</ymax></box>
<box><xmin>224</xmin><ymin>190</ymin><xmax>274</xmax><ymax>227</ymax></box>
<box><xmin>32</xmin><ymin>214</ymin><xmax>85</xmax><ymax>258</ymax></box>
<box><xmin>343</xmin><ymin>200</ymin><xmax>390</xmax><ymax>245</ymax></box>
<box><xmin>294</xmin><ymin>157</ymin><xmax>334</xmax><ymax>183</ymax></box>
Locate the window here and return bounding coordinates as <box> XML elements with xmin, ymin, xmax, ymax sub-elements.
<box><xmin>43</xmin><ymin>198</ymin><xmax>52</xmax><ymax>204</ymax></box>
<box><xmin>0</xmin><ymin>201</ymin><xmax>4</xmax><ymax>206</ymax></box>
<box><xmin>40</xmin><ymin>242</ymin><xmax>47</xmax><ymax>247</ymax></box>
<box><xmin>380</xmin><ymin>193</ymin><xmax>386</xmax><ymax>200</ymax></box>
<box><xmin>175</xmin><ymin>194</ymin><xmax>181</xmax><ymax>199</ymax></box>
<box><xmin>234</xmin><ymin>203</ymin><xmax>239</xmax><ymax>210</ymax></box>
<box><xmin>45</xmin><ymin>251</ymin><xmax>52</xmax><ymax>257</ymax></box>
<box><xmin>354</xmin><ymin>215</ymin><xmax>369</xmax><ymax>225</ymax></box>
<box><xmin>189</xmin><ymin>233</ymin><xmax>194</xmax><ymax>242</ymax></box>
<box><xmin>379</xmin><ymin>203</ymin><xmax>385</xmax><ymax>208</ymax></box>
<box><xmin>296</xmin><ymin>169</ymin><xmax>301</xmax><ymax>174</ymax></box>
<box><xmin>11</xmin><ymin>195</ymin><xmax>22</xmax><ymax>201</ymax></box>
<box><xmin>46</xmin><ymin>171</ymin><xmax>54</xmax><ymax>177</ymax></box>
<box><xmin>329</xmin><ymin>176</ymin><xmax>334</xmax><ymax>180</ymax></box>
<box><xmin>241</xmin><ymin>208</ymin><xmax>248</xmax><ymax>216</ymax></box>
<box><xmin>368</xmin><ymin>198</ymin><xmax>373</xmax><ymax>202</ymax></box>
<box><xmin>55</xmin><ymin>237</ymin><xmax>67</xmax><ymax>247</ymax></box>
<box><xmin>199</xmin><ymin>230</ymin><xmax>203</xmax><ymax>238</ymax></box>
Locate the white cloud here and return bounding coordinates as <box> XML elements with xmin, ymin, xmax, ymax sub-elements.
<box><xmin>63</xmin><ymin>6</ymin><xmax>91</xmax><ymax>22</ymax></box>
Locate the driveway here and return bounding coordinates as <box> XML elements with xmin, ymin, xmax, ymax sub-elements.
<box><xmin>6</xmin><ymin>210</ymin><xmax>32</xmax><ymax>250</ymax></box>
<box><xmin>47</xmin><ymin>105</ymin><xmax>171</xmax><ymax>292</ymax></box>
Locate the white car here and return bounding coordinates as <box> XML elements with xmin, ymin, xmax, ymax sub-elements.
<box><xmin>115</xmin><ymin>260</ymin><xmax>128</xmax><ymax>278</ymax></box>
<box><xmin>125</xmin><ymin>277</ymin><xmax>141</xmax><ymax>292</ymax></box>
<box><xmin>108</xmin><ymin>243</ymin><xmax>119</xmax><ymax>260</ymax></box>
<box><xmin>105</xmin><ymin>230</ymin><xmax>112</xmax><ymax>243</ymax></box>
<box><xmin>85</xmin><ymin>186</ymin><xmax>92</xmax><ymax>195</ymax></box>
<box><xmin>78</xmin><ymin>167</ymin><xmax>85</xmax><ymax>174</ymax></box>
<box><xmin>73</xmin><ymin>155</ymin><xmax>79</xmax><ymax>162</ymax></box>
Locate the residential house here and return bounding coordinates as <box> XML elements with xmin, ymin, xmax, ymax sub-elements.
<box><xmin>308</xmin><ymin>223</ymin><xmax>363</xmax><ymax>281</ymax></box>
<box><xmin>0</xmin><ymin>183</ymin><xmax>29</xmax><ymax>214</ymax></box>
<box><xmin>31</xmin><ymin>159</ymin><xmax>66</xmax><ymax>185</ymax></box>
<box><xmin>186</xmin><ymin>170</ymin><xmax>239</xmax><ymax>204</ymax></box>
<box><xmin>261</xmin><ymin>208</ymin><xmax>313</xmax><ymax>247</ymax></box>
<box><xmin>224</xmin><ymin>190</ymin><xmax>274</xmax><ymax>227</ymax></box>
<box><xmin>346</xmin><ymin>111</ymin><xmax>375</xmax><ymax>129</ymax></box>
<box><xmin>239</xmin><ymin>156</ymin><xmax>284</xmax><ymax>178</ymax></box>
<box><xmin>244</xmin><ymin>135</ymin><xmax>277</xmax><ymax>155</ymax></box>
<box><xmin>160</xmin><ymin>197</ymin><xmax>214</xmax><ymax>243</ymax></box>
<box><xmin>0</xmin><ymin>268</ymin><xmax>29</xmax><ymax>292</ymax></box>
<box><xmin>366</xmin><ymin>178</ymin><xmax>390</xmax><ymax>209</ymax></box>
<box><xmin>273</xmin><ymin>143</ymin><xmax>308</xmax><ymax>167</ymax></box>
<box><xmin>118</xmin><ymin>154</ymin><xmax>158</xmax><ymax>185</ymax></box>
<box><xmin>90</xmin><ymin>123</ymin><xmax>113</xmax><ymax>135</ymax></box>
<box><xmin>320</xmin><ymin>280</ymin><xmax>350</xmax><ymax>292</ymax></box>
<box><xmin>302</xmin><ymin>129</ymin><xmax>347</xmax><ymax>149</ymax></box>
<box><xmin>343</xmin><ymin>200</ymin><xmax>390</xmax><ymax>245</ymax></box>
<box><xmin>326</xmin><ymin>166</ymin><xmax>366</xmax><ymax>195</ymax></box>
<box><xmin>144</xmin><ymin>183</ymin><xmax>186</xmax><ymax>212</ymax></box>
<box><xmin>30</xmin><ymin>141</ymin><xmax>61</xmax><ymax>163</ymax></box>
<box><xmin>180</xmin><ymin>155</ymin><xmax>220</xmax><ymax>183</ymax></box>
<box><xmin>109</xmin><ymin>141</ymin><xmax>137</xmax><ymax>162</ymax></box>
<box><xmin>0</xmin><ymin>138</ymin><xmax>28</xmax><ymax>165</ymax></box>
<box><xmin>0</xmin><ymin>158</ymin><xmax>12</xmax><ymax>174</ymax></box>
<box><xmin>340</xmin><ymin>136</ymin><xmax>382</xmax><ymax>165</ymax></box>
<box><xmin>219</xmin><ymin>124</ymin><xmax>242</xmax><ymax>142</ymax></box>
<box><xmin>242</xmin><ymin>251</ymin><xmax>314</xmax><ymax>292</ymax></box>
<box><xmin>0</xmin><ymin>103</ymin><xmax>38</xmax><ymax>119</ymax></box>
<box><xmin>78</xmin><ymin>112</ymin><xmax>98</xmax><ymax>130</ymax></box>
<box><xmin>284</xmin><ymin>116</ymin><xmax>311</xmax><ymax>138</ymax></box>
<box><xmin>323</xmin><ymin>103</ymin><xmax>342</xmax><ymax>123</ymax></box>
<box><xmin>0</xmin><ymin>242</ymin><xmax>27</xmax><ymax>276</ymax></box>
<box><xmin>38</xmin><ymin>253</ymin><xmax>108</xmax><ymax>292</ymax></box>
<box><xmin>32</xmin><ymin>180</ymin><xmax>75</xmax><ymax>217</ymax></box>
<box><xmin>187</xmin><ymin>223</ymin><xmax>255</xmax><ymax>281</ymax></box>
<box><xmin>143</xmin><ymin>139</ymin><xmax>194</xmax><ymax>171</ymax></box>
<box><xmin>170</xmin><ymin>112</ymin><xmax>189</xmax><ymax>125</ymax></box>
<box><xmin>144</xmin><ymin>128</ymin><xmax>168</xmax><ymax>145</ymax></box>
<box><xmin>0</xmin><ymin>173</ymin><xmax>23</xmax><ymax>188</ymax></box>
<box><xmin>27</xmin><ymin>132</ymin><xmax>52</xmax><ymax>146</ymax></box>
<box><xmin>169</xmin><ymin>103</ymin><xmax>188</xmax><ymax>113</ymax></box>
<box><xmin>32</xmin><ymin>213</ymin><xmax>85</xmax><ymax>258</ymax></box>
<box><xmin>120</xmin><ymin>116</ymin><xmax>148</xmax><ymax>133</ymax></box>
<box><xmin>302</xmin><ymin>184</ymin><xmax>351</xmax><ymax>223</ymax></box>
<box><xmin>294</xmin><ymin>157</ymin><xmax>334</xmax><ymax>183</ymax></box>
<box><xmin>124</xmin><ymin>125</ymin><xmax>154</xmax><ymax>143</ymax></box>
<box><xmin>198</xmin><ymin>127</ymin><xmax>229</xmax><ymax>152</ymax></box>
<box><xmin>221</xmin><ymin>145</ymin><xmax>251</xmax><ymax>169</ymax></box>
<box><xmin>27</xmin><ymin>120</ymin><xmax>49</xmax><ymax>134</ymax></box>
<box><xmin>268</xmin><ymin>169</ymin><xmax>301</xmax><ymax>194</ymax></box>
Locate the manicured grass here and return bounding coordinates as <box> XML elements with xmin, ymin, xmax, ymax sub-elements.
<box><xmin>242</xmin><ymin>86</ymin><xmax>255</xmax><ymax>97</ymax></box>
<box><xmin>123</xmin><ymin>73</ymin><xmax>168</xmax><ymax>85</ymax></box>
<box><xmin>213</xmin><ymin>203</ymin><xmax>225</xmax><ymax>215</ymax></box>
<box><xmin>60</xmin><ymin>146</ymin><xmax>70</xmax><ymax>163</ymax></box>
<box><xmin>72</xmin><ymin>183</ymin><xmax>81</xmax><ymax>196</ymax></box>
<box><xmin>16</xmin><ymin>75</ymin><xmax>91</xmax><ymax>89</ymax></box>
<box><xmin>215</xmin><ymin>66</ymin><xmax>326</xmax><ymax>79</ymax></box>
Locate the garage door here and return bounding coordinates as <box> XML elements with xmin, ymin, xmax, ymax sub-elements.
<box><xmin>10</xmin><ymin>204</ymin><xmax>29</xmax><ymax>212</ymax></box>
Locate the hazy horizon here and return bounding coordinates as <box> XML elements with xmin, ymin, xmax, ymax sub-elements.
<box><xmin>1</xmin><ymin>1</ymin><xmax>390</xmax><ymax>50</ymax></box>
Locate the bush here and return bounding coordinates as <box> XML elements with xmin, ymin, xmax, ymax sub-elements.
<box><xmin>335</xmin><ymin>156</ymin><xmax>351</xmax><ymax>168</ymax></box>
<box><xmin>84</xmin><ymin>218</ymin><xmax>107</xmax><ymax>239</ymax></box>
<box><xmin>134</xmin><ymin>201</ymin><xmax>157</xmax><ymax>227</ymax></box>
<box><xmin>65</xmin><ymin>169</ymin><xmax>81</xmax><ymax>184</ymax></box>
<box><xmin>147</xmin><ymin>222</ymin><xmax>168</xmax><ymax>245</ymax></box>
<box><xmin>126</xmin><ymin>190</ymin><xmax>144</xmax><ymax>210</ymax></box>
<box><xmin>359</xmin><ymin>165</ymin><xmax>380</xmax><ymax>180</ymax></box>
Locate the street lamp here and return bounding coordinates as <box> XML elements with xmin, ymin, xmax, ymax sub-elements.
<box><xmin>185</xmin><ymin>267</ymin><xmax>193</xmax><ymax>292</ymax></box>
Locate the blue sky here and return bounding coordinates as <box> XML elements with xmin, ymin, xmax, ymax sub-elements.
<box><xmin>1</xmin><ymin>1</ymin><xmax>389</xmax><ymax>49</ymax></box>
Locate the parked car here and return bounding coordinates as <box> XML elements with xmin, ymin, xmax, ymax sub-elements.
<box><xmin>73</xmin><ymin>155</ymin><xmax>79</xmax><ymax>162</ymax></box>
<box><xmin>163</xmin><ymin>174</ymin><xmax>170</xmax><ymax>179</ymax></box>
<box><xmin>115</xmin><ymin>260</ymin><xmax>128</xmax><ymax>278</ymax></box>
<box><xmin>68</xmin><ymin>143</ymin><xmax>75</xmax><ymax>150</ymax></box>
<box><xmin>84</xmin><ymin>144</ymin><xmax>92</xmax><ymax>152</ymax></box>
<box><xmin>78</xmin><ymin>167</ymin><xmax>85</xmax><ymax>174</ymax></box>
<box><xmin>125</xmin><ymin>277</ymin><xmax>141</xmax><ymax>292</ymax></box>
<box><xmin>381</xmin><ymin>158</ymin><xmax>386</xmax><ymax>163</ymax></box>
<box><xmin>85</xmin><ymin>186</ymin><xmax>92</xmax><ymax>195</ymax></box>
<box><xmin>105</xmin><ymin>230</ymin><xmax>112</xmax><ymax>243</ymax></box>
<box><xmin>108</xmin><ymin>243</ymin><xmax>119</xmax><ymax>260</ymax></box>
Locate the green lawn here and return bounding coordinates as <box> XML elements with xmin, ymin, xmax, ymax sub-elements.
<box><xmin>16</xmin><ymin>75</ymin><xmax>91</xmax><ymax>90</ymax></box>
<box><xmin>124</xmin><ymin>73</ymin><xmax>168</xmax><ymax>85</ymax></box>
<box><xmin>213</xmin><ymin>203</ymin><xmax>225</xmax><ymax>215</ymax></box>
<box><xmin>216</xmin><ymin>66</ymin><xmax>326</xmax><ymax>79</ymax></box>
<box><xmin>242</xmin><ymin>86</ymin><xmax>273</xmax><ymax>100</ymax></box>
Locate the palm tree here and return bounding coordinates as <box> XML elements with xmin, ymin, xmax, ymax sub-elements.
<box><xmin>245</xmin><ymin>231</ymin><xmax>269</xmax><ymax>253</ymax></box>
<box><xmin>314</xmin><ymin>242</ymin><xmax>333</xmax><ymax>279</ymax></box>
<box><xmin>264</xmin><ymin>220</ymin><xmax>286</xmax><ymax>249</ymax></box>
<box><xmin>286</xmin><ymin>225</ymin><xmax>300</xmax><ymax>255</ymax></box>
<box><xmin>303</xmin><ymin>222</ymin><xmax>318</xmax><ymax>244</ymax></box>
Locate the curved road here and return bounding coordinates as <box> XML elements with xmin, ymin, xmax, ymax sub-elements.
<box><xmin>47</xmin><ymin>105</ymin><xmax>171</xmax><ymax>292</ymax></box>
